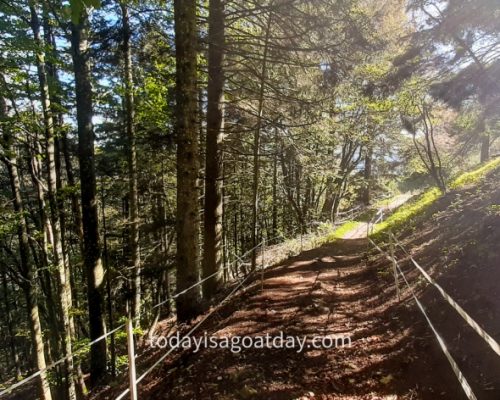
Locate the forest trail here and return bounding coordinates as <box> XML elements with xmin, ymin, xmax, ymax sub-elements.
<box><xmin>341</xmin><ymin>193</ymin><xmax>415</xmax><ymax>240</ymax></box>
<box><xmin>120</xmin><ymin>169</ymin><xmax>500</xmax><ymax>400</ymax></box>
<box><xmin>133</xmin><ymin>239</ymin><xmax>468</xmax><ymax>400</ymax></box>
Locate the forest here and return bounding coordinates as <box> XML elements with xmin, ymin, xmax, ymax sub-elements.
<box><xmin>0</xmin><ymin>0</ymin><xmax>499</xmax><ymax>399</ymax></box>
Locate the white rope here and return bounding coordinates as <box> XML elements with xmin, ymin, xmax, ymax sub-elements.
<box><xmin>115</xmin><ymin>268</ymin><xmax>257</xmax><ymax>400</ymax></box>
<box><xmin>0</xmin><ymin>324</ymin><xmax>124</xmax><ymax>398</ymax></box>
<box><xmin>369</xmin><ymin>237</ymin><xmax>477</xmax><ymax>400</ymax></box>
<box><xmin>391</xmin><ymin>235</ymin><xmax>500</xmax><ymax>357</ymax></box>
<box><xmin>0</xmin><ymin>221</ymin><xmax>324</xmax><ymax>397</ymax></box>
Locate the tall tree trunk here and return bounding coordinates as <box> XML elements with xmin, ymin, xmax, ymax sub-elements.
<box><xmin>120</xmin><ymin>1</ymin><xmax>141</xmax><ymax>325</ymax></box>
<box><xmin>100</xmin><ymin>183</ymin><xmax>116</xmax><ymax>378</ymax></box>
<box><xmin>174</xmin><ymin>0</ymin><xmax>202</xmax><ymax>321</ymax></box>
<box><xmin>271</xmin><ymin>135</ymin><xmax>278</xmax><ymax>241</ymax></box>
<box><xmin>251</xmin><ymin>12</ymin><xmax>273</xmax><ymax>269</ymax></box>
<box><xmin>202</xmin><ymin>0</ymin><xmax>225</xmax><ymax>299</ymax></box>
<box><xmin>70</xmin><ymin>12</ymin><xmax>107</xmax><ymax>385</ymax></box>
<box><xmin>43</xmin><ymin>12</ymin><xmax>88</xmax><ymax>389</ymax></box>
<box><xmin>480</xmin><ymin>132</ymin><xmax>490</xmax><ymax>163</ymax></box>
<box><xmin>29</xmin><ymin>3</ymin><xmax>77</xmax><ymax>398</ymax></box>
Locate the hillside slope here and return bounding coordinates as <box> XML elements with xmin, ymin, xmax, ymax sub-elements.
<box><xmin>381</xmin><ymin>163</ymin><xmax>500</xmax><ymax>399</ymax></box>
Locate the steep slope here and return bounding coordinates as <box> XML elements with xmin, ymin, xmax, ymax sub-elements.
<box><xmin>379</xmin><ymin>163</ymin><xmax>500</xmax><ymax>399</ymax></box>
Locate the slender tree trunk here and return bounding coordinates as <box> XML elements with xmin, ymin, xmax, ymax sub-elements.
<box><xmin>70</xmin><ymin>13</ymin><xmax>107</xmax><ymax>385</ymax></box>
<box><xmin>120</xmin><ymin>1</ymin><xmax>141</xmax><ymax>326</ymax></box>
<box><xmin>100</xmin><ymin>183</ymin><xmax>116</xmax><ymax>378</ymax></box>
<box><xmin>174</xmin><ymin>0</ymin><xmax>202</xmax><ymax>321</ymax></box>
<box><xmin>271</xmin><ymin>128</ymin><xmax>278</xmax><ymax>241</ymax></box>
<box><xmin>29</xmin><ymin>4</ymin><xmax>77</xmax><ymax>398</ymax></box>
<box><xmin>202</xmin><ymin>0</ymin><xmax>225</xmax><ymax>299</ymax></box>
<box><xmin>251</xmin><ymin>12</ymin><xmax>273</xmax><ymax>269</ymax></box>
<box><xmin>1</xmin><ymin>267</ymin><xmax>22</xmax><ymax>380</ymax></box>
<box><xmin>480</xmin><ymin>132</ymin><xmax>490</xmax><ymax>163</ymax></box>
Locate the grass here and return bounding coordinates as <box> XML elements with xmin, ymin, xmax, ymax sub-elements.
<box><xmin>371</xmin><ymin>157</ymin><xmax>500</xmax><ymax>238</ymax></box>
<box><xmin>449</xmin><ymin>157</ymin><xmax>500</xmax><ymax>189</ymax></box>
<box><xmin>321</xmin><ymin>220</ymin><xmax>361</xmax><ymax>243</ymax></box>
<box><xmin>372</xmin><ymin>188</ymin><xmax>442</xmax><ymax>237</ymax></box>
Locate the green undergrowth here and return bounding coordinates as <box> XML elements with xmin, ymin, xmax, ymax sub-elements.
<box><xmin>371</xmin><ymin>157</ymin><xmax>500</xmax><ymax>240</ymax></box>
<box><xmin>320</xmin><ymin>220</ymin><xmax>361</xmax><ymax>244</ymax></box>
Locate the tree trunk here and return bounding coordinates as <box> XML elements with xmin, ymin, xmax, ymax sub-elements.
<box><xmin>29</xmin><ymin>4</ymin><xmax>77</xmax><ymax>398</ymax></box>
<box><xmin>251</xmin><ymin>12</ymin><xmax>273</xmax><ymax>269</ymax></box>
<box><xmin>480</xmin><ymin>131</ymin><xmax>490</xmax><ymax>163</ymax></box>
<box><xmin>1</xmin><ymin>267</ymin><xmax>22</xmax><ymax>380</ymax></box>
<box><xmin>70</xmin><ymin>13</ymin><xmax>107</xmax><ymax>385</ymax></box>
<box><xmin>202</xmin><ymin>0</ymin><xmax>225</xmax><ymax>299</ymax></box>
<box><xmin>271</xmin><ymin>128</ymin><xmax>278</xmax><ymax>240</ymax></box>
<box><xmin>101</xmin><ymin>183</ymin><xmax>116</xmax><ymax>378</ymax></box>
<box><xmin>174</xmin><ymin>0</ymin><xmax>202</xmax><ymax>321</ymax></box>
<box><xmin>120</xmin><ymin>1</ymin><xmax>141</xmax><ymax>326</ymax></box>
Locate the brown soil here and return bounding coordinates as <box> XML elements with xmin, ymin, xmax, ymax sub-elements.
<box><xmin>99</xmin><ymin>169</ymin><xmax>500</xmax><ymax>400</ymax></box>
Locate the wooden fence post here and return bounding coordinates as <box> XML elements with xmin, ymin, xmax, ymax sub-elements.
<box><xmin>261</xmin><ymin>238</ymin><xmax>266</xmax><ymax>292</ymax></box>
<box><xmin>126</xmin><ymin>310</ymin><xmax>138</xmax><ymax>400</ymax></box>
<box><xmin>389</xmin><ymin>231</ymin><xmax>400</xmax><ymax>301</ymax></box>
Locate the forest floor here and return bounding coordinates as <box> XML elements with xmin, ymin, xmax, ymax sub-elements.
<box><xmin>101</xmin><ymin>168</ymin><xmax>500</xmax><ymax>400</ymax></box>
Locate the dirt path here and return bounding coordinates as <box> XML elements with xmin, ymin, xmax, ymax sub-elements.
<box><xmin>342</xmin><ymin>194</ymin><xmax>415</xmax><ymax>240</ymax></box>
<box><xmin>134</xmin><ymin>238</ymin><xmax>471</xmax><ymax>400</ymax></box>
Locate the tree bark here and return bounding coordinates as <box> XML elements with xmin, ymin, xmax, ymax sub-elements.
<box><xmin>251</xmin><ymin>12</ymin><xmax>273</xmax><ymax>269</ymax></box>
<box><xmin>480</xmin><ymin>132</ymin><xmax>490</xmax><ymax>163</ymax></box>
<box><xmin>202</xmin><ymin>0</ymin><xmax>225</xmax><ymax>299</ymax></box>
<box><xmin>29</xmin><ymin>3</ymin><xmax>77</xmax><ymax>398</ymax></box>
<box><xmin>70</xmin><ymin>12</ymin><xmax>107</xmax><ymax>385</ymax></box>
<box><xmin>362</xmin><ymin>144</ymin><xmax>373</xmax><ymax>206</ymax></box>
<box><xmin>1</xmin><ymin>267</ymin><xmax>22</xmax><ymax>380</ymax></box>
<box><xmin>120</xmin><ymin>1</ymin><xmax>141</xmax><ymax>326</ymax></box>
<box><xmin>174</xmin><ymin>0</ymin><xmax>202</xmax><ymax>321</ymax></box>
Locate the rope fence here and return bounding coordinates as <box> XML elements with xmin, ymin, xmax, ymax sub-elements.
<box><xmin>366</xmin><ymin>206</ymin><xmax>499</xmax><ymax>400</ymax></box>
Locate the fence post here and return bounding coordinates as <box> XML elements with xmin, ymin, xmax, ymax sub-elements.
<box><xmin>260</xmin><ymin>238</ymin><xmax>266</xmax><ymax>292</ymax></box>
<box><xmin>389</xmin><ymin>231</ymin><xmax>400</xmax><ymax>301</ymax></box>
<box><xmin>126</xmin><ymin>310</ymin><xmax>138</xmax><ymax>400</ymax></box>
<box><xmin>300</xmin><ymin>227</ymin><xmax>303</xmax><ymax>252</ymax></box>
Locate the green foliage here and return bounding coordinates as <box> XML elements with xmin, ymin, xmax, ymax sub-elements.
<box><xmin>449</xmin><ymin>158</ymin><xmax>500</xmax><ymax>189</ymax></box>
